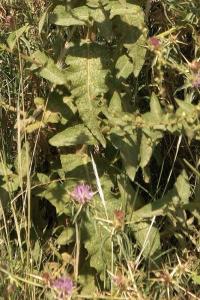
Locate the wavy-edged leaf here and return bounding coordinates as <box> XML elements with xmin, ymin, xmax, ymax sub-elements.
<box><xmin>60</xmin><ymin>153</ymin><xmax>95</xmax><ymax>181</ymax></box>
<box><xmin>110</xmin><ymin>130</ymin><xmax>140</xmax><ymax>181</ymax></box>
<box><xmin>14</xmin><ymin>141</ymin><xmax>30</xmax><ymax>178</ymax></box>
<box><xmin>175</xmin><ymin>169</ymin><xmax>190</xmax><ymax>204</ymax></box>
<box><xmin>50</xmin><ymin>5</ymin><xmax>89</xmax><ymax>26</ymax></box>
<box><xmin>82</xmin><ymin>214</ymin><xmax>113</xmax><ymax>278</ymax></box>
<box><xmin>31</xmin><ymin>51</ymin><xmax>68</xmax><ymax>86</ymax></box>
<box><xmin>131</xmin><ymin>170</ymin><xmax>190</xmax><ymax>219</ymax></box>
<box><xmin>36</xmin><ymin>181</ymin><xmax>72</xmax><ymax>215</ymax></box>
<box><xmin>49</xmin><ymin>124</ymin><xmax>97</xmax><ymax>147</ymax></box>
<box><xmin>150</xmin><ymin>93</ymin><xmax>163</xmax><ymax>121</ymax></box>
<box><xmin>50</xmin><ymin>5</ymin><xmax>105</xmax><ymax>27</ymax></box>
<box><xmin>118</xmin><ymin>174</ymin><xmax>144</xmax><ymax>211</ymax></box>
<box><xmin>107</xmin><ymin>1</ymin><xmax>146</xmax><ymax>77</ymax></box>
<box><xmin>81</xmin><ymin>175</ymin><xmax>122</xmax><ymax>279</ymax></box>
<box><xmin>140</xmin><ymin>94</ymin><xmax>164</xmax><ymax>169</ymax></box>
<box><xmin>115</xmin><ymin>54</ymin><xmax>133</xmax><ymax>79</ymax></box>
<box><xmin>78</xmin><ymin>261</ymin><xmax>97</xmax><ymax>295</ymax></box>
<box><xmin>133</xmin><ymin>221</ymin><xmax>161</xmax><ymax>258</ymax></box>
<box><xmin>0</xmin><ymin>162</ymin><xmax>13</xmax><ymax>176</ymax></box>
<box><xmin>66</xmin><ymin>43</ymin><xmax>109</xmax><ymax>146</ymax></box>
<box><xmin>56</xmin><ymin>227</ymin><xmax>75</xmax><ymax>245</ymax></box>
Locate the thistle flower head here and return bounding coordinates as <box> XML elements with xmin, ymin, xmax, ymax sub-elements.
<box><xmin>192</xmin><ymin>74</ymin><xmax>200</xmax><ymax>88</ymax></box>
<box><xmin>71</xmin><ymin>183</ymin><xmax>94</xmax><ymax>204</ymax></box>
<box><xmin>149</xmin><ymin>36</ymin><xmax>160</xmax><ymax>49</ymax></box>
<box><xmin>52</xmin><ymin>277</ymin><xmax>73</xmax><ymax>297</ymax></box>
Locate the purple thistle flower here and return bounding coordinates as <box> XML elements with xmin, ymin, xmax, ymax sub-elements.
<box><xmin>52</xmin><ymin>277</ymin><xmax>73</xmax><ymax>296</ymax></box>
<box><xmin>71</xmin><ymin>183</ymin><xmax>94</xmax><ymax>204</ymax></box>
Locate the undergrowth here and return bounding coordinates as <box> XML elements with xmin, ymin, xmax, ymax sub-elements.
<box><xmin>1</xmin><ymin>0</ymin><xmax>200</xmax><ymax>299</ymax></box>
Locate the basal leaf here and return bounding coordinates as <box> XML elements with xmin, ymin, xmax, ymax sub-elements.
<box><xmin>1</xmin><ymin>174</ymin><xmax>20</xmax><ymax>193</ymax></box>
<box><xmin>78</xmin><ymin>261</ymin><xmax>97</xmax><ymax>295</ymax></box>
<box><xmin>109</xmin><ymin>91</ymin><xmax>123</xmax><ymax>113</ymax></box>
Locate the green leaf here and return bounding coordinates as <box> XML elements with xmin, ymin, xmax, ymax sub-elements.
<box><xmin>1</xmin><ymin>172</ymin><xmax>20</xmax><ymax>194</ymax></box>
<box><xmin>7</xmin><ymin>24</ymin><xmax>29</xmax><ymax>51</ymax></box>
<box><xmin>78</xmin><ymin>262</ymin><xmax>97</xmax><ymax>295</ymax></box>
<box><xmin>66</xmin><ymin>43</ymin><xmax>109</xmax><ymax>146</ymax></box>
<box><xmin>14</xmin><ymin>141</ymin><xmax>30</xmax><ymax>178</ymax></box>
<box><xmin>60</xmin><ymin>153</ymin><xmax>95</xmax><ymax>181</ymax></box>
<box><xmin>175</xmin><ymin>169</ymin><xmax>190</xmax><ymax>204</ymax></box>
<box><xmin>139</xmin><ymin>133</ymin><xmax>153</xmax><ymax>169</ymax></box>
<box><xmin>36</xmin><ymin>182</ymin><xmax>72</xmax><ymax>215</ymax></box>
<box><xmin>82</xmin><ymin>214</ymin><xmax>113</xmax><ymax>278</ymax></box>
<box><xmin>109</xmin><ymin>91</ymin><xmax>123</xmax><ymax>113</ymax></box>
<box><xmin>126</xmin><ymin>31</ymin><xmax>146</xmax><ymax>78</ymax></box>
<box><xmin>107</xmin><ymin>1</ymin><xmax>140</xmax><ymax>17</ymax></box>
<box><xmin>81</xmin><ymin>175</ymin><xmax>122</xmax><ymax>279</ymax></box>
<box><xmin>56</xmin><ymin>227</ymin><xmax>75</xmax><ymax>245</ymax></box>
<box><xmin>48</xmin><ymin>92</ymin><xmax>77</xmax><ymax>125</ymax></box>
<box><xmin>31</xmin><ymin>51</ymin><xmax>68</xmax><ymax>86</ymax></box>
<box><xmin>110</xmin><ymin>131</ymin><xmax>139</xmax><ymax>181</ymax></box>
<box><xmin>108</xmin><ymin>2</ymin><xmax>146</xmax><ymax>77</ymax></box>
<box><xmin>50</xmin><ymin>5</ymin><xmax>89</xmax><ymax>26</ymax></box>
<box><xmin>39</xmin><ymin>8</ymin><xmax>49</xmax><ymax>34</ymax></box>
<box><xmin>49</xmin><ymin>124</ymin><xmax>97</xmax><ymax>147</ymax></box>
<box><xmin>132</xmin><ymin>221</ymin><xmax>161</xmax><ymax>257</ymax></box>
<box><xmin>115</xmin><ymin>54</ymin><xmax>133</xmax><ymax>79</ymax></box>
<box><xmin>60</xmin><ymin>153</ymin><xmax>91</xmax><ymax>173</ymax></box>
<box><xmin>140</xmin><ymin>93</ymin><xmax>164</xmax><ymax>169</ymax></box>
<box><xmin>0</xmin><ymin>162</ymin><xmax>13</xmax><ymax>176</ymax></box>
<box><xmin>37</xmin><ymin>173</ymin><xmax>49</xmax><ymax>184</ymax></box>
<box><xmin>150</xmin><ymin>93</ymin><xmax>163</xmax><ymax>121</ymax></box>
<box><xmin>76</xmin><ymin>98</ymin><xmax>106</xmax><ymax>147</ymax></box>
<box><xmin>118</xmin><ymin>175</ymin><xmax>144</xmax><ymax>211</ymax></box>
<box><xmin>191</xmin><ymin>273</ymin><xmax>200</xmax><ymax>285</ymax></box>
<box><xmin>176</xmin><ymin>99</ymin><xmax>195</xmax><ymax>114</ymax></box>
<box><xmin>50</xmin><ymin>4</ymin><xmax>106</xmax><ymax>27</ymax></box>
<box><xmin>130</xmin><ymin>170</ymin><xmax>190</xmax><ymax>219</ymax></box>
<box><xmin>32</xmin><ymin>240</ymin><xmax>41</xmax><ymax>264</ymax></box>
